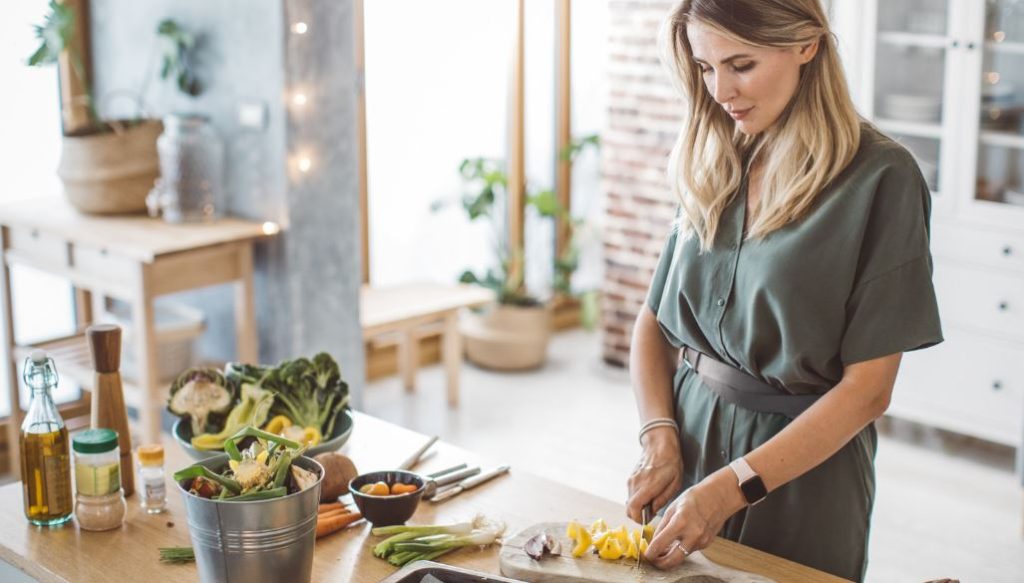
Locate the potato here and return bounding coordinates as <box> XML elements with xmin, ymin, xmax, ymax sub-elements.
<box><xmin>313</xmin><ymin>452</ymin><xmax>359</xmax><ymax>502</ymax></box>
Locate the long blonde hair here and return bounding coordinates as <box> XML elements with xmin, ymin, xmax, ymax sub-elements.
<box><xmin>661</xmin><ymin>0</ymin><xmax>861</xmax><ymax>250</ymax></box>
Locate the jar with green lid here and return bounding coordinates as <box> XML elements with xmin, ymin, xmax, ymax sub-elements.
<box><xmin>72</xmin><ymin>428</ymin><xmax>126</xmax><ymax>531</ymax></box>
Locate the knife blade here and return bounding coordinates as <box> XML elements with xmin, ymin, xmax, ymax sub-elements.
<box><xmin>638</xmin><ymin>503</ymin><xmax>652</xmax><ymax>571</ymax></box>
<box><xmin>429</xmin><ymin>465</ymin><xmax>510</xmax><ymax>502</ymax></box>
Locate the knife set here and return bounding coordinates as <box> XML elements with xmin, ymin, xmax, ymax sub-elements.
<box><xmin>398</xmin><ymin>436</ymin><xmax>510</xmax><ymax>503</ymax></box>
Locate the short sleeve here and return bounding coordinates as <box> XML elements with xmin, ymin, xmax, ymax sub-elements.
<box><xmin>646</xmin><ymin>228</ymin><xmax>679</xmax><ymax>314</ymax></box>
<box><xmin>839</xmin><ymin>153</ymin><xmax>944</xmax><ymax>365</ymax></box>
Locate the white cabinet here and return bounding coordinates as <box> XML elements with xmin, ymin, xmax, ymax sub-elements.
<box><xmin>846</xmin><ymin>0</ymin><xmax>1024</xmax><ymax>454</ymax></box>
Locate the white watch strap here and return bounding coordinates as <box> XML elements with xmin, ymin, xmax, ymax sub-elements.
<box><xmin>728</xmin><ymin>457</ymin><xmax>757</xmax><ymax>484</ymax></box>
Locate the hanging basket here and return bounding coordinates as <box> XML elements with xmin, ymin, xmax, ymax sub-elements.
<box><xmin>57</xmin><ymin>119</ymin><xmax>162</xmax><ymax>215</ymax></box>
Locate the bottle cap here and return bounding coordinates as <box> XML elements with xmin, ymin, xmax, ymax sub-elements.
<box><xmin>73</xmin><ymin>428</ymin><xmax>119</xmax><ymax>454</ymax></box>
<box><xmin>137</xmin><ymin>444</ymin><xmax>164</xmax><ymax>466</ymax></box>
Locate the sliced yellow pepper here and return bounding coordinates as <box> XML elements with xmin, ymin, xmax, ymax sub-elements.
<box><xmin>598</xmin><ymin>537</ymin><xmax>624</xmax><ymax>560</ymax></box>
<box><xmin>592</xmin><ymin>530</ymin><xmax>613</xmax><ymax>550</ymax></box>
<box><xmin>613</xmin><ymin>526</ymin><xmax>630</xmax><ymax>548</ymax></box>
<box><xmin>639</xmin><ymin>538</ymin><xmax>649</xmax><ymax>556</ymax></box>
<box><xmin>625</xmin><ymin>539</ymin><xmax>639</xmax><ymax>560</ymax></box>
<box><xmin>571</xmin><ymin>527</ymin><xmax>592</xmax><ymax>557</ymax></box>
<box><xmin>303</xmin><ymin>426</ymin><xmax>322</xmax><ymax>446</ymax></box>
<box><xmin>264</xmin><ymin>415</ymin><xmax>292</xmax><ymax>435</ymax></box>
<box><xmin>590</xmin><ymin>518</ymin><xmax>608</xmax><ymax>535</ymax></box>
<box><xmin>566</xmin><ymin>521</ymin><xmax>582</xmax><ymax>539</ymax></box>
<box><xmin>642</xmin><ymin>523</ymin><xmax>654</xmax><ymax>542</ymax></box>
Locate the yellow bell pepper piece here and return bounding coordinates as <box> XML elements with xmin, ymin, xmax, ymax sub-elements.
<box><xmin>642</xmin><ymin>523</ymin><xmax>654</xmax><ymax>542</ymax></box>
<box><xmin>613</xmin><ymin>526</ymin><xmax>630</xmax><ymax>548</ymax></box>
<box><xmin>566</xmin><ymin>521</ymin><xmax>582</xmax><ymax>539</ymax></box>
<box><xmin>639</xmin><ymin>538</ymin><xmax>649</xmax><ymax>556</ymax></box>
<box><xmin>598</xmin><ymin>537</ymin><xmax>624</xmax><ymax>561</ymax></box>
<box><xmin>303</xmin><ymin>426</ymin><xmax>322</xmax><ymax>446</ymax></box>
<box><xmin>571</xmin><ymin>526</ymin><xmax>592</xmax><ymax>557</ymax></box>
<box><xmin>625</xmin><ymin>539</ymin><xmax>639</xmax><ymax>560</ymax></box>
<box><xmin>592</xmin><ymin>530</ymin><xmax>613</xmax><ymax>550</ymax></box>
<box><xmin>264</xmin><ymin>415</ymin><xmax>292</xmax><ymax>435</ymax></box>
<box><xmin>256</xmin><ymin>450</ymin><xmax>269</xmax><ymax>465</ymax></box>
<box><xmin>590</xmin><ymin>518</ymin><xmax>608</xmax><ymax>535</ymax></box>
<box><xmin>228</xmin><ymin>459</ymin><xmax>239</xmax><ymax>473</ymax></box>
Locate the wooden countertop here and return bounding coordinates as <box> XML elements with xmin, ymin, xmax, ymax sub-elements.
<box><xmin>0</xmin><ymin>412</ymin><xmax>849</xmax><ymax>582</ymax></box>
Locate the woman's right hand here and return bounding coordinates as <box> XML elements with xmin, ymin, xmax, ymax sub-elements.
<box><xmin>626</xmin><ymin>427</ymin><xmax>684</xmax><ymax>523</ymax></box>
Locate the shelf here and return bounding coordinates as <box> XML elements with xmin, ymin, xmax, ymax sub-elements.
<box><xmin>984</xmin><ymin>40</ymin><xmax>1024</xmax><ymax>55</ymax></box>
<box><xmin>875</xmin><ymin>119</ymin><xmax>943</xmax><ymax>140</ymax></box>
<box><xmin>877</xmin><ymin>31</ymin><xmax>949</xmax><ymax>49</ymax></box>
<box><xmin>980</xmin><ymin>130</ymin><xmax>1024</xmax><ymax>150</ymax></box>
<box><xmin>12</xmin><ymin>333</ymin><xmax>151</xmax><ymax>410</ymax></box>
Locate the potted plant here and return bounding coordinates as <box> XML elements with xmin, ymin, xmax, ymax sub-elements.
<box><xmin>28</xmin><ymin>3</ymin><xmax>201</xmax><ymax>215</ymax></box>
<box><xmin>435</xmin><ymin>138</ymin><xmax>599</xmax><ymax>370</ymax></box>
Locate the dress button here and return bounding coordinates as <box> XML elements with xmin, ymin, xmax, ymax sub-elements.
<box><xmin>720</xmin><ymin>450</ymin><xmax>728</xmax><ymax>458</ymax></box>
<box><xmin>716</xmin><ymin>298</ymin><xmax>725</xmax><ymax>307</ymax></box>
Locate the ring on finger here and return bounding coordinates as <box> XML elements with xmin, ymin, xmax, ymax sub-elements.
<box><xmin>672</xmin><ymin>541</ymin><xmax>690</xmax><ymax>556</ymax></box>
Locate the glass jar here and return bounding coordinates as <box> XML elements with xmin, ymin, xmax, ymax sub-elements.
<box><xmin>72</xmin><ymin>428</ymin><xmax>126</xmax><ymax>531</ymax></box>
<box><xmin>20</xmin><ymin>350</ymin><xmax>73</xmax><ymax>526</ymax></box>
<box><xmin>148</xmin><ymin>113</ymin><xmax>225</xmax><ymax>223</ymax></box>
<box><xmin>136</xmin><ymin>444</ymin><xmax>166</xmax><ymax>514</ymax></box>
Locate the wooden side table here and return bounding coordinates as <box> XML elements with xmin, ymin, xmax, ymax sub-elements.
<box><xmin>361</xmin><ymin>283</ymin><xmax>494</xmax><ymax>407</ymax></box>
<box><xmin>0</xmin><ymin>197</ymin><xmax>272</xmax><ymax>471</ymax></box>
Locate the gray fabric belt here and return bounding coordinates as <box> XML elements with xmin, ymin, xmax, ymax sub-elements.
<box><xmin>680</xmin><ymin>346</ymin><xmax>820</xmax><ymax>419</ymax></box>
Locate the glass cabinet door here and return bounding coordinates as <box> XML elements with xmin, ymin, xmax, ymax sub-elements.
<box><xmin>974</xmin><ymin>0</ymin><xmax>1024</xmax><ymax>212</ymax></box>
<box><xmin>869</xmin><ymin>0</ymin><xmax>954</xmax><ymax>204</ymax></box>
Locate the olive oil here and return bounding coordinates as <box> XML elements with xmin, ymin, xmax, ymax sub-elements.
<box><xmin>20</xmin><ymin>426</ymin><xmax>72</xmax><ymax>525</ymax></box>
<box><xmin>20</xmin><ymin>350</ymin><xmax>72</xmax><ymax>526</ymax></box>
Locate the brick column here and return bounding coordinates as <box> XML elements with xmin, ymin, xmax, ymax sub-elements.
<box><xmin>602</xmin><ymin>0</ymin><xmax>680</xmax><ymax>366</ymax></box>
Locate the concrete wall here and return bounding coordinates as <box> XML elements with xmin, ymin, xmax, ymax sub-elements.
<box><xmin>89</xmin><ymin>0</ymin><xmax>365</xmax><ymax>404</ymax></box>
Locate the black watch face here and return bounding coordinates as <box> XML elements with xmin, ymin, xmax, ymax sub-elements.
<box><xmin>740</xmin><ymin>477</ymin><xmax>768</xmax><ymax>504</ymax></box>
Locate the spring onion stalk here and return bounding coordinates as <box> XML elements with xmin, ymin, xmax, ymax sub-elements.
<box><xmin>172</xmin><ymin>465</ymin><xmax>242</xmax><ymax>494</ymax></box>
<box><xmin>370</xmin><ymin>515</ymin><xmax>505</xmax><ymax>567</ymax></box>
<box><xmin>158</xmin><ymin>547</ymin><xmax>196</xmax><ymax>564</ymax></box>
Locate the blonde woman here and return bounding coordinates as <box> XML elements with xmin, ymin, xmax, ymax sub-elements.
<box><xmin>627</xmin><ymin>1</ymin><xmax>942</xmax><ymax>580</ymax></box>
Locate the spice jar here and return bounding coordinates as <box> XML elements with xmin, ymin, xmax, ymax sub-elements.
<box><xmin>72</xmin><ymin>428</ymin><xmax>127</xmax><ymax>531</ymax></box>
<box><xmin>136</xmin><ymin>444</ymin><xmax>166</xmax><ymax>514</ymax></box>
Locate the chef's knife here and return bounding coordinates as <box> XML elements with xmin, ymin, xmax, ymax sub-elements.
<box><xmin>638</xmin><ymin>502</ymin><xmax>652</xmax><ymax>570</ymax></box>
<box><xmin>429</xmin><ymin>465</ymin><xmax>511</xmax><ymax>502</ymax></box>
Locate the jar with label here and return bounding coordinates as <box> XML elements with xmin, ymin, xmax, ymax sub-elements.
<box><xmin>72</xmin><ymin>429</ymin><xmax>127</xmax><ymax>531</ymax></box>
<box><xmin>136</xmin><ymin>444</ymin><xmax>166</xmax><ymax>514</ymax></box>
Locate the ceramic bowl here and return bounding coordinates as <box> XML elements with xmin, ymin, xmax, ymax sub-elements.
<box><xmin>348</xmin><ymin>470</ymin><xmax>426</xmax><ymax>526</ymax></box>
<box><xmin>172</xmin><ymin>409</ymin><xmax>354</xmax><ymax>461</ymax></box>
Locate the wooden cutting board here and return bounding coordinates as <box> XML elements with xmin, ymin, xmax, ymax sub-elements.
<box><xmin>499</xmin><ymin>523</ymin><xmax>776</xmax><ymax>583</ymax></box>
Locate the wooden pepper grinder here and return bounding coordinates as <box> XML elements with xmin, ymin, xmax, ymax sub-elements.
<box><xmin>87</xmin><ymin>324</ymin><xmax>135</xmax><ymax>497</ymax></box>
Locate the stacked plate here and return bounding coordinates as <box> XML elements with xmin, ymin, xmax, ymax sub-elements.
<box><xmin>881</xmin><ymin>94</ymin><xmax>942</xmax><ymax>123</ymax></box>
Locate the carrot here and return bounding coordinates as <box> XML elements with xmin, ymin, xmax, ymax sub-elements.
<box><xmin>318</xmin><ymin>502</ymin><xmax>345</xmax><ymax>514</ymax></box>
<box><xmin>316</xmin><ymin>510</ymin><xmax>363</xmax><ymax>539</ymax></box>
<box><xmin>389</xmin><ymin>483</ymin><xmax>418</xmax><ymax>495</ymax></box>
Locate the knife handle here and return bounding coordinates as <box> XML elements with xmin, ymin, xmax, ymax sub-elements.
<box><xmin>460</xmin><ymin>465</ymin><xmax>510</xmax><ymax>489</ymax></box>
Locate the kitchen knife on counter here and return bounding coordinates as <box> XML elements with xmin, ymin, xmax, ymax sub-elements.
<box><xmin>429</xmin><ymin>465</ymin><xmax>511</xmax><ymax>502</ymax></box>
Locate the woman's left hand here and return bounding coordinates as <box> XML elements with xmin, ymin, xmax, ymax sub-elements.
<box><xmin>644</xmin><ymin>471</ymin><xmax>745</xmax><ymax>570</ymax></box>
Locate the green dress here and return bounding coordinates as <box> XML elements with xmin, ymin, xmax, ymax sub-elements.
<box><xmin>645</xmin><ymin>123</ymin><xmax>943</xmax><ymax>582</ymax></box>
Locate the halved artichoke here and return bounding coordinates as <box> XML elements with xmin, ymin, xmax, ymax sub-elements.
<box><xmin>168</xmin><ymin>368</ymin><xmax>234</xmax><ymax>435</ymax></box>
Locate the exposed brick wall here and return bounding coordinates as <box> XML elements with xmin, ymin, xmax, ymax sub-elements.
<box><xmin>602</xmin><ymin>0</ymin><xmax>681</xmax><ymax>367</ymax></box>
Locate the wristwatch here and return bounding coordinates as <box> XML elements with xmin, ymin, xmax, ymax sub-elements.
<box><xmin>728</xmin><ymin>457</ymin><xmax>768</xmax><ymax>506</ymax></box>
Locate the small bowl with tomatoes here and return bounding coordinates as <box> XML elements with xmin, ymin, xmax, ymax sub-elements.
<box><xmin>348</xmin><ymin>470</ymin><xmax>426</xmax><ymax>526</ymax></box>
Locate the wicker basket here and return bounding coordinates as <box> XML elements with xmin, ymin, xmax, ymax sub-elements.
<box><xmin>57</xmin><ymin>119</ymin><xmax>162</xmax><ymax>215</ymax></box>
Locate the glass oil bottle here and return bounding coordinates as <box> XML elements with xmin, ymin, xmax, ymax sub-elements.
<box><xmin>20</xmin><ymin>350</ymin><xmax>72</xmax><ymax>526</ymax></box>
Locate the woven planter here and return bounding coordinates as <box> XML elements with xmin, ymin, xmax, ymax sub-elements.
<box><xmin>57</xmin><ymin>119</ymin><xmax>162</xmax><ymax>214</ymax></box>
<box><xmin>461</xmin><ymin>303</ymin><xmax>552</xmax><ymax>370</ymax></box>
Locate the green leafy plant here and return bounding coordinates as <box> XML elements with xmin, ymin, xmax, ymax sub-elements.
<box><xmin>27</xmin><ymin>0</ymin><xmax>99</xmax><ymax>129</ymax></box>
<box><xmin>433</xmin><ymin>134</ymin><xmax>601</xmax><ymax>327</ymax></box>
<box><xmin>157</xmin><ymin>19</ymin><xmax>202</xmax><ymax>96</ymax></box>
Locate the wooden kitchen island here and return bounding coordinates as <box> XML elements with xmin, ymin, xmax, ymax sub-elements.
<box><xmin>0</xmin><ymin>412</ymin><xmax>849</xmax><ymax>582</ymax></box>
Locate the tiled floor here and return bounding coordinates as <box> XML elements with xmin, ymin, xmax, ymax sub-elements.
<box><xmin>363</xmin><ymin>328</ymin><xmax>1024</xmax><ymax>583</ymax></box>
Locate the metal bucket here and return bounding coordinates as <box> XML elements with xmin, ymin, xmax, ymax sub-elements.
<box><xmin>176</xmin><ymin>454</ymin><xmax>324</xmax><ymax>583</ymax></box>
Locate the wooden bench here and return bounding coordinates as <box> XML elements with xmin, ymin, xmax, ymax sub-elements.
<box><xmin>360</xmin><ymin>283</ymin><xmax>494</xmax><ymax>406</ymax></box>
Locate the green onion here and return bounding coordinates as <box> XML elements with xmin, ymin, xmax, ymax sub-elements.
<box><xmin>158</xmin><ymin>547</ymin><xmax>195</xmax><ymax>564</ymax></box>
<box><xmin>370</xmin><ymin>515</ymin><xmax>504</xmax><ymax>567</ymax></box>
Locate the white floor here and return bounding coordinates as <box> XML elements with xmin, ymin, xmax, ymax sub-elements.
<box><xmin>363</xmin><ymin>329</ymin><xmax>1024</xmax><ymax>583</ymax></box>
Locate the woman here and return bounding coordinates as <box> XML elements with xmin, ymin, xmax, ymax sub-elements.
<box><xmin>627</xmin><ymin>1</ymin><xmax>943</xmax><ymax>581</ymax></box>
